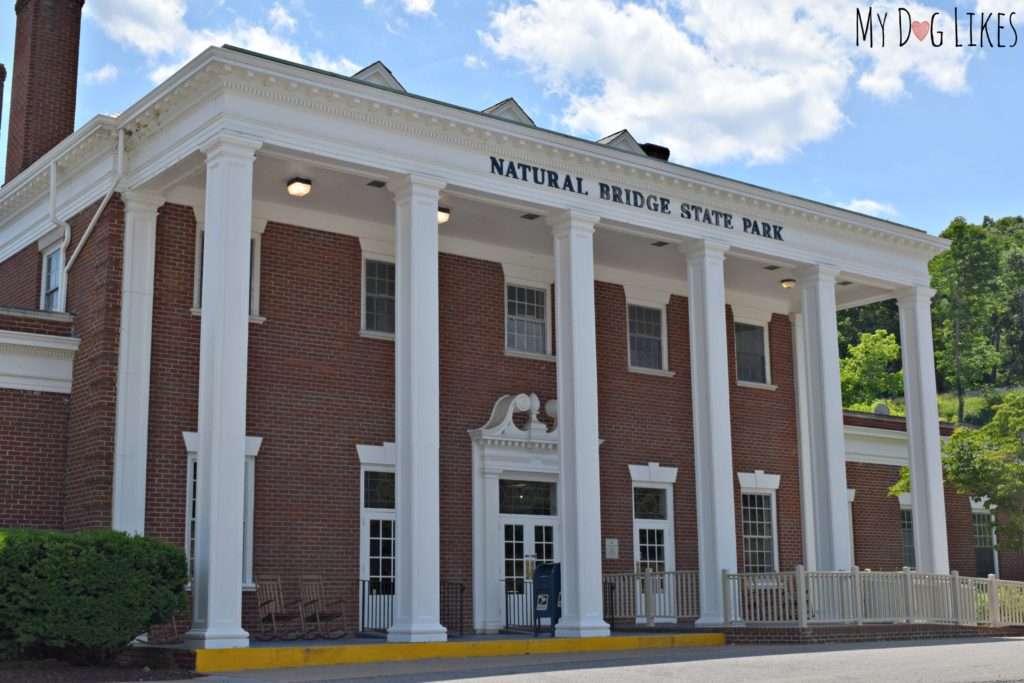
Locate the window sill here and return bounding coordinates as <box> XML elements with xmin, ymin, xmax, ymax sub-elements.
<box><xmin>736</xmin><ymin>380</ymin><xmax>777</xmax><ymax>391</ymax></box>
<box><xmin>190</xmin><ymin>308</ymin><xmax>266</xmax><ymax>324</ymax></box>
<box><xmin>504</xmin><ymin>348</ymin><xmax>556</xmax><ymax>363</ymax></box>
<box><xmin>359</xmin><ymin>329</ymin><xmax>395</xmax><ymax>341</ymax></box>
<box><xmin>628</xmin><ymin>366</ymin><xmax>676</xmax><ymax>378</ymax></box>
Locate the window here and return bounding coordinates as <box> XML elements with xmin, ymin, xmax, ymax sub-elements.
<box><xmin>628</xmin><ymin>304</ymin><xmax>664</xmax><ymax>370</ymax></box>
<box><xmin>633</xmin><ymin>487</ymin><xmax>668</xmax><ymax>520</ymax></box>
<box><xmin>363</xmin><ymin>470</ymin><xmax>396</xmax><ymax>509</ymax></box>
<box><xmin>363</xmin><ymin>259</ymin><xmax>396</xmax><ymax>335</ymax></box>
<box><xmin>741</xmin><ymin>493</ymin><xmax>777</xmax><ymax>573</ymax></box>
<box><xmin>506</xmin><ymin>284</ymin><xmax>548</xmax><ymax>355</ymax></box>
<box><xmin>735</xmin><ymin>322</ymin><xmax>768</xmax><ymax>384</ymax></box>
<box><xmin>499</xmin><ymin>479</ymin><xmax>556</xmax><ymax>516</ymax></box>
<box><xmin>192</xmin><ymin>227</ymin><xmax>262</xmax><ymax>318</ymax></box>
<box><xmin>973</xmin><ymin>511</ymin><xmax>997</xmax><ymax>577</ymax></box>
<box><xmin>900</xmin><ymin>508</ymin><xmax>915</xmax><ymax>570</ymax></box>
<box><xmin>184</xmin><ymin>435</ymin><xmax>259</xmax><ymax>587</ymax></box>
<box><xmin>40</xmin><ymin>244</ymin><xmax>63</xmax><ymax>312</ymax></box>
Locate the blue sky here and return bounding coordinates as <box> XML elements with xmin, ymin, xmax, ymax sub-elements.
<box><xmin>1</xmin><ymin>0</ymin><xmax>1021</xmax><ymax>235</ymax></box>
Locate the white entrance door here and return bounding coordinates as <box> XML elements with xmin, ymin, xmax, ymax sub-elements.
<box><xmin>501</xmin><ymin>516</ymin><xmax>557</xmax><ymax>628</ymax></box>
<box><xmin>360</xmin><ymin>470</ymin><xmax>396</xmax><ymax>632</ymax></box>
<box><xmin>632</xmin><ymin>486</ymin><xmax>675</xmax><ymax>623</ymax></box>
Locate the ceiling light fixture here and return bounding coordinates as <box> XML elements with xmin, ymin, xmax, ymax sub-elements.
<box><xmin>437</xmin><ymin>206</ymin><xmax>451</xmax><ymax>224</ymax></box>
<box><xmin>780</xmin><ymin>278</ymin><xmax>797</xmax><ymax>289</ymax></box>
<box><xmin>287</xmin><ymin>177</ymin><xmax>312</xmax><ymax>197</ymax></box>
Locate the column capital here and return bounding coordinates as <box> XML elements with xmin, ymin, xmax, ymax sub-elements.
<box><xmin>547</xmin><ymin>209</ymin><xmax>600</xmax><ymax>237</ymax></box>
<box><xmin>121</xmin><ymin>190</ymin><xmax>165</xmax><ymax>215</ymax></box>
<box><xmin>794</xmin><ymin>263</ymin><xmax>841</xmax><ymax>287</ymax></box>
<box><xmin>386</xmin><ymin>172</ymin><xmax>447</xmax><ymax>201</ymax></box>
<box><xmin>893</xmin><ymin>285</ymin><xmax>937</xmax><ymax>306</ymax></box>
<box><xmin>680</xmin><ymin>238</ymin><xmax>729</xmax><ymax>265</ymax></box>
<box><xmin>199</xmin><ymin>132</ymin><xmax>263</xmax><ymax>162</ymax></box>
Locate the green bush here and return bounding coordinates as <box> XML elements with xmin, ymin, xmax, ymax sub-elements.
<box><xmin>0</xmin><ymin>528</ymin><xmax>187</xmax><ymax>664</ymax></box>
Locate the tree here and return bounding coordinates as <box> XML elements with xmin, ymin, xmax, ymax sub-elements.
<box><xmin>930</xmin><ymin>218</ymin><xmax>1001</xmax><ymax>424</ymax></box>
<box><xmin>889</xmin><ymin>391</ymin><xmax>1024</xmax><ymax>553</ymax></box>
<box><xmin>840</xmin><ymin>329</ymin><xmax>903</xmax><ymax>406</ymax></box>
<box><xmin>837</xmin><ymin>299</ymin><xmax>900</xmax><ymax>359</ymax></box>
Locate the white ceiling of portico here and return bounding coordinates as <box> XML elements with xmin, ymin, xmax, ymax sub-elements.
<box><xmin>167</xmin><ymin>150</ymin><xmax>891</xmax><ymax>313</ymax></box>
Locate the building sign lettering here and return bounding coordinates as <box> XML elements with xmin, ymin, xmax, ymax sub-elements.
<box><xmin>489</xmin><ymin>156</ymin><xmax>784</xmax><ymax>242</ymax></box>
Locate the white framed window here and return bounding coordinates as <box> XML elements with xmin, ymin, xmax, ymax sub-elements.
<box><xmin>363</xmin><ymin>258</ymin><xmax>396</xmax><ymax>336</ymax></box>
<box><xmin>191</xmin><ymin>215</ymin><xmax>264</xmax><ymax>322</ymax></box>
<box><xmin>737</xmin><ymin>470</ymin><xmax>781</xmax><ymax>573</ymax></box>
<box><xmin>183</xmin><ymin>432</ymin><xmax>261</xmax><ymax>589</ymax></box>
<box><xmin>732</xmin><ymin>307</ymin><xmax>774</xmax><ymax>389</ymax></box>
<box><xmin>971</xmin><ymin>499</ymin><xmax>998</xmax><ymax>578</ymax></box>
<box><xmin>40</xmin><ymin>242</ymin><xmax>64</xmax><ymax>312</ymax></box>
<box><xmin>624</xmin><ymin>286</ymin><xmax>673</xmax><ymax>377</ymax></box>
<box><xmin>505</xmin><ymin>282</ymin><xmax>551</xmax><ymax>356</ymax></box>
<box><xmin>900</xmin><ymin>508</ymin><xmax>916</xmax><ymax>570</ymax></box>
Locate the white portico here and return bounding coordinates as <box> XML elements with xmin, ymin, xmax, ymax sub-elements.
<box><xmin>0</xmin><ymin>45</ymin><xmax>952</xmax><ymax>645</ymax></box>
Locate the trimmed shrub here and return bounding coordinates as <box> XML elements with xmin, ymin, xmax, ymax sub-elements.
<box><xmin>0</xmin><ymin>528</ymin><xmax>187</xmax><ymax>664</ymax></box>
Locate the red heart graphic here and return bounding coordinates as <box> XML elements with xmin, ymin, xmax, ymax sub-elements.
<box><xmin>912</xmin><ymin>20</ymin><xmax>930</xmax><ymax>41</ymax></box>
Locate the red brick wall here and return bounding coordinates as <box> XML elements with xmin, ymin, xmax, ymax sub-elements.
<box><xmin>6</xmin><ymin>0</ymin><xmax>84</xmax><ymax>180</ymax></box>
<box><xmin>0</xmin><ymin>311</ymin><xmax>73</xmax><ymax>336</ymax></box>
<box><xmin>0</xmin><ymin>242</ymin><xmax>42</xmax><ymax>309</ymax></box>
<box><xmin>729</xmin><ymin>310</ymin><xmax>803</xmax><ymax>571</ymax></box>
<box><xmin>0</xmin><ymin>388</ymin><xmax>69</xmax><ymax>528</ymax></box>
<box><xmin>62</xmin><ymin>197</ymin><xmax>123</xmax><ymax>530</ymax></box>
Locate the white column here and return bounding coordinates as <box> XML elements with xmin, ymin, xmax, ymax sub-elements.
<box><xmin>387</xmin><ymin>173</ymin><xmax>447</xmax><ymax>643</ymax></box>
<box><xmin>111</xmin><ymin>191</ymin><xmax>163</xmax><ymax>535</ymax></box>
<box><xmin>796</xmin><ymin>265</ymin><xmax>853</xmax><ymax>571</ymax></box>
<box><xmin>185</xmin><ymin>133</ymin><xmax>261</xmax><ymax>649</ymax></box>
<box><xmin>683</xmin><ymin>240</ymin><xmax>738</xmax><ymax>625</ymax></box>
<box><xmin>549</xmin><ymin>210</ymin><xmax>609</xmax><ymax>638</ymax></box>
<box><xmin>790</xmin><ymin>312</ymin><xmax>817</xmax><ymax>570</ymax></box>
<box><xmin>896</xmin><ymin>286</ymin><xmax>950</xmax><ymax>574</ymax></box>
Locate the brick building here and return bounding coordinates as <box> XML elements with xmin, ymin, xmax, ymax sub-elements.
<box><xmin>0</xmin><ymin>0</ymin><xmax>1018</xmax><ymax>649</ymax></box>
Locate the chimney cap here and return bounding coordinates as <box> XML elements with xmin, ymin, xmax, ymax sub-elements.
<box><xmin>640</xmin><ymin>142</ymin><xmax>670</xmax><ymax>161</ymax></box>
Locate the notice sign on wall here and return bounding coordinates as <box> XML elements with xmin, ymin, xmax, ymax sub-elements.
<box><xmin>489</xmin><ymin>156</ymin><xmax>785</xmax><ymax>242</ymax></box>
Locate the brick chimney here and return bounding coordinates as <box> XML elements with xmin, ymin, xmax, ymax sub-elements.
<box><xmin>6</xmin><ymin>0</ymin><xmax>86</xmax><ymax>181</ymax></box>
<box><xmin>0</xmin><ymin>64</ymin><xmax>7</xmax><ymax>143</ymax></box>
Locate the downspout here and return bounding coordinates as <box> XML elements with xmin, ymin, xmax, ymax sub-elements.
<box><xmin>63</xmin><ymin>128</ymin><xmax>125</xmax><ymax>287</ymax></box>
<box><xmin>50</xmin><ymin>159</ymin><xmax>72</xmax><ymax>312</ymax></box>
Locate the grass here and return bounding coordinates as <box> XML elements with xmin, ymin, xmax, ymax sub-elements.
<box><xmin>847</xmin><ymin>389</ymin><xmax>1014</xmax><ymax>426</ymax></box>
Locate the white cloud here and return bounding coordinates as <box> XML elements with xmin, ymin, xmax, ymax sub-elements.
<box><xmin>402</xmin><ymin>0</ymin><xmax>434</xmax><ymax>15</ymax></box>
<box><xmin>84</xmin><ymin>0</ymin><xmax>357</xmax><ymax>83</ymax></box>
<box><xmin>481</xmin><ymin>0</ymin><xmax>971</xmax><ymax>165</ymax></box>
<box><xmin>269</xmin><ymin>2</ymin><xmax>297</xmax><ymax>33</ymax></box>
<box><xmin>463</xmin><ymin>55</ymin><xmax>488</xmax><ymax>69</ymax></box>
<box><xmin>309</xmin><ymin>52</ymin><xmax>360</xmax><ymax>75</ymax></box>
<box><xmin>83</xmin><ymin>63</ymin><xmax>119</xmax><ymax>85</ymax></box>
<box><xmin>838</xmin><ymin>198</ymin><xmax>900</xmax><ymax>217</ymax></box>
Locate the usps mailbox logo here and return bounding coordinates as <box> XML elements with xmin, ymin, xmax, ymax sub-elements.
<box><xmin>536</xmin><ymin>594</ymin><xmax>549</xmax><ymax>611</ymax></box>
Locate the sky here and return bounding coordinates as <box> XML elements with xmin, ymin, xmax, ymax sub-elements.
<box><xmin>1</xmin><ymin>0</ymin><xmax>1022</xmax><ymax>235</ymax></box>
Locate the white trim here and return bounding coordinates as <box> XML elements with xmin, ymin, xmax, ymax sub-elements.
<box><xmin>844</xmin><ymin>424</ymin><xmax>911</xmax><ymax>466</ymax></box>
<box><xmin>737</xmin><ymin>469</ymin><xmax>781</xmax><ymax>493</ymax></box>
<box><xmin>503</xmin><ymin>274</ymin><xmax>553</xmax><ymax>357</ymax></box>
<box><xmin>357</xmin><ymin>442</ymin><xmax>397</xmax><ymax>468</ymax></box>
<box><xmin>181</xmin><ymin>431</ymin><xmax>261</xmax><ymax>588</ymax></box>
<box><xmin>36</xmin><ymin>226</ymin><xmax>63</xmax><ymax>251</ymax></box>
<box><xmin>0</xmin><ymin>330</ymin><xmax>80</xmax><ymax>393</ymax></box>
<box><xmin>39</xmin><ymin>241</ymin><xmax>65</xmax><ymax>312</ymax></box>
<box><xmin>897</xmin><ymin>493</ymin><xmax>912</xmax><ymax>508</ymax></box>
<box><xmin>625</xmin><ymin>298</ymin><xmax>670</xmax><ymax>374</ymax></box>
<box><xmin>733</xmin><ymin>315</ymin><xmax>772</xmax><ymax>387</ymax></box>
<box><xmin>623</xmin><ymin>284</ymin><xmax>671</xmax><ymax>308</ymax></box>
<box><xmin>628</xmin><ymin>462</ymin><xmax>678</xmax><ymax>485</ymax></box>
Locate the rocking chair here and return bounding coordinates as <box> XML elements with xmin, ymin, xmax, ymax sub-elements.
<box><xmin>299</xmin><ymin>575</ymin><xmax>349</xmax><ymax>639</ymax></box>
<box><xmin>255</xmin><ymin>576</ymin><xmax>305</xmax><ymax>640</ymax></box>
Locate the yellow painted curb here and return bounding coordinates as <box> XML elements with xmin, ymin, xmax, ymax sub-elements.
<box><xmin>194</xmin><ymin>632</ymin><xmax>725</xmax><ymax>673</ymax></box>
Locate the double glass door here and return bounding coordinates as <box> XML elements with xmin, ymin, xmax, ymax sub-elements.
<box><xmin>502</xmin><ymin>517</ymin><xmax>557</xmax><ymax>627</ymax></box>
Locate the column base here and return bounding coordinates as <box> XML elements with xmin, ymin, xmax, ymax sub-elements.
<box><xmin>695</xmin><ymin>613</ymin><xmax>726</xmax><ymax>628</ymax></box>
<box><xmin>183</xmin><ymin>626</ymin><xmax>250</xmax><ymax>649</ymax></box>
<box><xmin>386</xmin><ymin>622</ymin><xmax>448</xmax><ymax>643</ymax></box>
<box><xmin>554</xmin><ymin>617</ymin><xmax>610</xmax><ymax>638</ymax></box>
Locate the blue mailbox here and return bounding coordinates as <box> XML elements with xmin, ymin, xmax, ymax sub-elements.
<box><xmin>532</xmin><ymin>562</ymin><xmax>561</xmax><ymax>636</ymax></box>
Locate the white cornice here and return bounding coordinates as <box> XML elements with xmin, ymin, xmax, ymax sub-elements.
<box><xmin>0</xmin><ymin>330</ymin><xmax>80</xmax><ymax>394</ymax></box>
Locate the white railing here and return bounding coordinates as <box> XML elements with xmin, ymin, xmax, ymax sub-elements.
<box><xmin>723</xmin><ymin>566</ymin><xmax>1024</xmax><ymax>628</ymax></box>
<box><xmin>603</xmin><ymin>570</ymin><xmax>700</xmax><ymax>625</ymax></box>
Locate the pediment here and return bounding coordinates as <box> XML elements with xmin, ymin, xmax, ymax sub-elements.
<box><xmin>482</xmin><ymin>98</ymin><xmax>535</xmax><ymax>126</ymax></box>
<box><xmin>351</xmin><ymin>61</ymin><xmax>406</xmax><ymax>92</ymax></box>
<box><xmin>596</xmin><ymin>129</ymin><xmax>645</xmax><ymax>155</ymax></box>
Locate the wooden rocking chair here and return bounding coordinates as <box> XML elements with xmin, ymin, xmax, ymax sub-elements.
<box><xmin>299</xmin><ymin>575</ymin><xmax>349</xmax><ymax>639</ymax></box>
<box><xmin>255</xmin><ymin>576</ymin><xmax>305</xmax><ymax>640</ymax></box>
